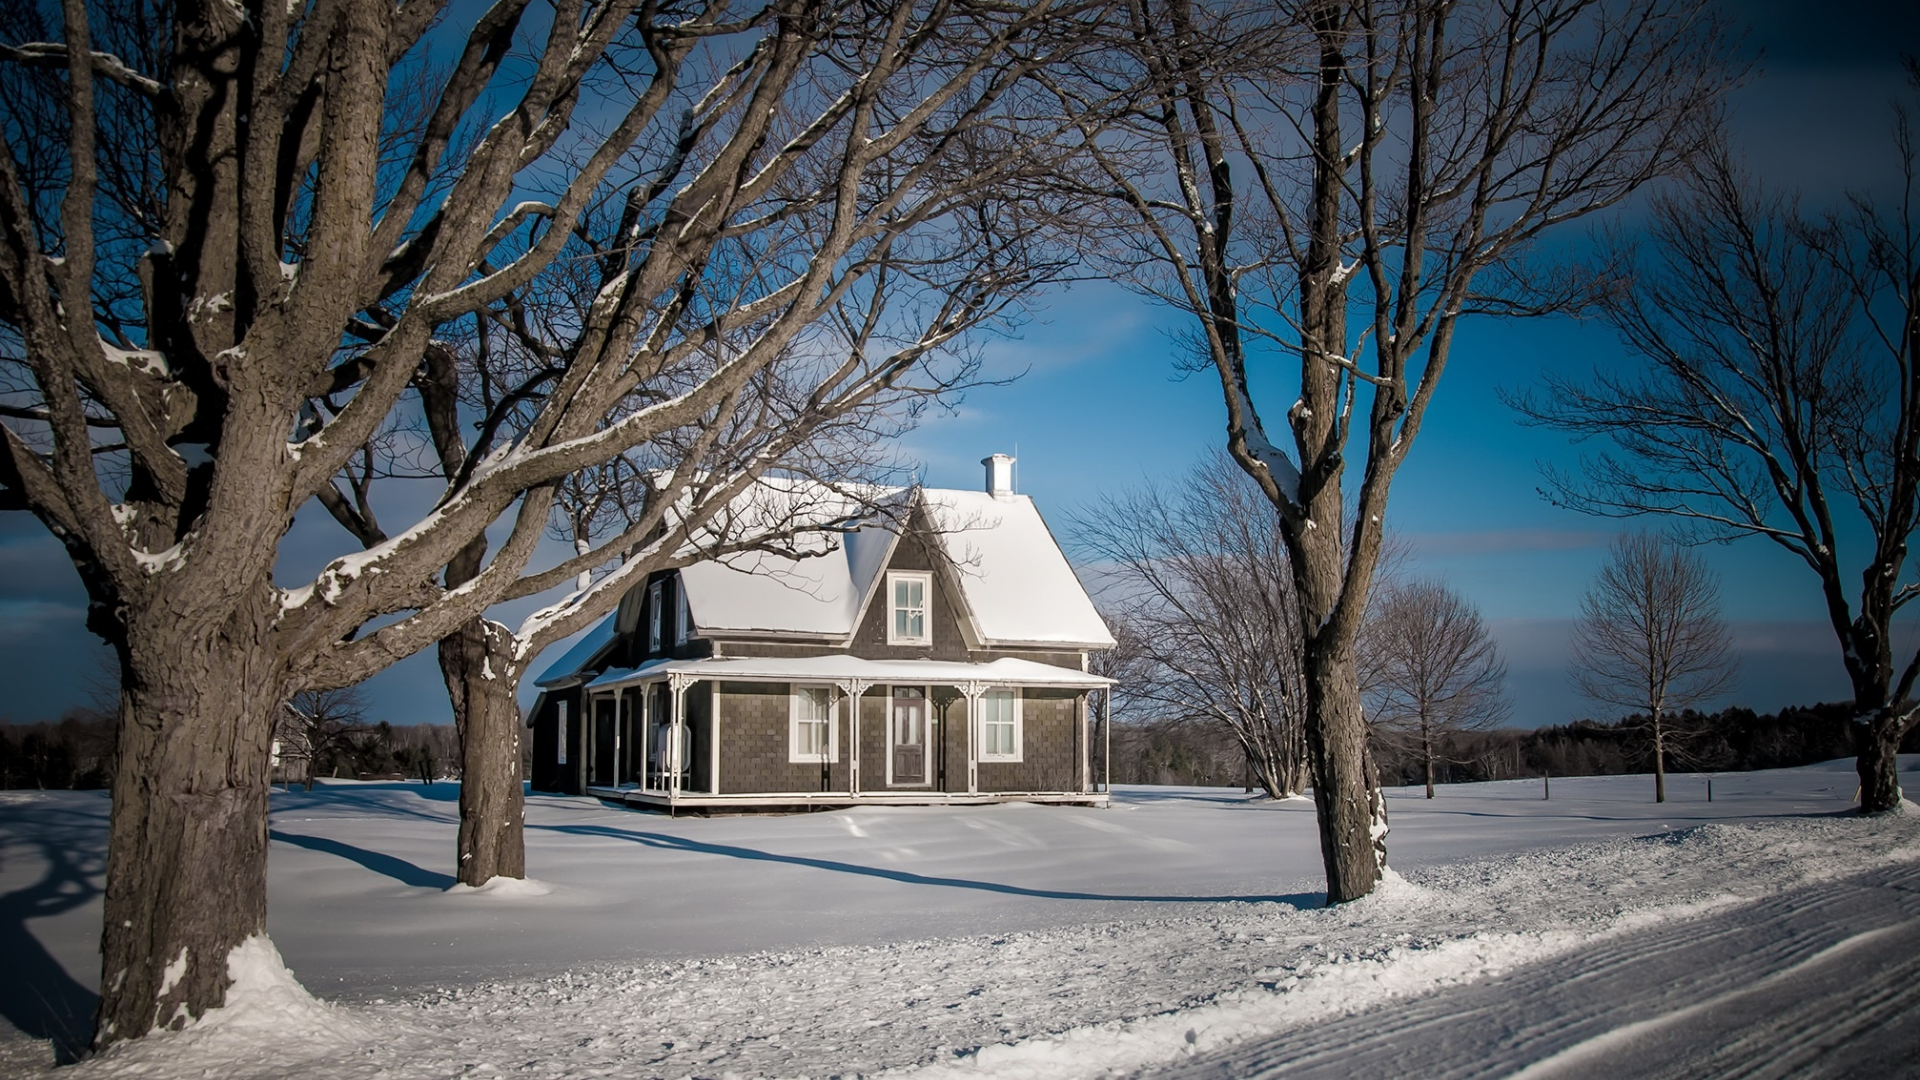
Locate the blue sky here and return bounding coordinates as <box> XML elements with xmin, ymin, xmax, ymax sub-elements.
<box><xmin>2</xmin><ymin>2</ymin><xmax>1917</xmax><ymax>728</ymax></box>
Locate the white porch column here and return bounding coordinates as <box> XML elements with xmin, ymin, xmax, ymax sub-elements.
<box><xmin>668</xmin><ymin>673</ymin><xmax>692</xmax><ymax>802</ymax></box>
<box><xmin>1078</xmin><ymin>691</ymin><xmax>1089</xmax><ymax>794</ymax></box>
<box><xmin>612</xmin><ymin>690</ymin><xmax>623</xmax><ymax>787</ymax></box>
<box><xmin>843</xmin><ymin>678</ymin><xmax>869</xmax><ymax>795</ymax></box>
<box><xmin>709</xmin><ymin>682</ymin><xmax>720</xmax><ymax>796</ymax></box>
<box><xmin>639</xmin><ymin>683</ymin><xmax>656</xmax><ymax>794</ymax></box>
<box><xmin>961</xmin><ymin>681</ymin><xmax>984</xmax><ymax>795</ymax></box>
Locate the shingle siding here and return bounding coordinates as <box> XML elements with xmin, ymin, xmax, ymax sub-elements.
<box><xmin>977</xmin><ymin>689</ymin><xmax>1082</xmax><ymax>793</ymax></box>
<box><xmin>716</xmin><ymin>681</ymin><xmax>852</xmax><ymax>794</ymax></box>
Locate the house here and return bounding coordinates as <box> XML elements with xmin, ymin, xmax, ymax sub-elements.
<box><xmin>526</xmin><ymin>455</ymin><xmax>1115</xmax><ymax>811</ymax></box>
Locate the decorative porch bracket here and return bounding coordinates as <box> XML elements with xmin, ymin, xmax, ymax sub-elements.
<box><xmin>960</xmin><ymin>680</ymin><xmax>985</xmax><ymax>795</ymax></box>
<box><xmin>667</xmin><ymin>673</ymin><xmax>694</xmax><ymax>800</ymax></box>
<box><xmin>838</xmin><ymin>678</ymin><xmax>869</xmax><ymax>795</ymax></box>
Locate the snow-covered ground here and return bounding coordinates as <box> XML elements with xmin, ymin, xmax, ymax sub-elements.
<box><xmin>1</xmin><ymin>759</ymin><xmax>1916</xmax><ymax>1079</ymax></box>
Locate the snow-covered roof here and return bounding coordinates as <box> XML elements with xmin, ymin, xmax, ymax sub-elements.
<box><xmin>679</xmin><ymin>486</ymin><xmax>1111</xmax><ymax>649</ymax></box>
<box><xmin>586</xmin><ymin>655</ymin><xmax>1110</xmax><ymax>691</ymax></box>
<box><xmin>677</xmin><ymin>524</ymin><xmax>896</xmax><ymax>638</ymax></box>
<box><xmin>922</xmin><ymin>490</ymin><xmax>1114</xmax><ymax>648</ymax></box>
<box><xmin>533</xmin><ymin>615</ymin><xmax>621</xmax><ymax>688</ymax></box>
<box><xmin>543</xmin><ymin>481</ymin><xmax>1111</xmax><ymax>682</ymax></box>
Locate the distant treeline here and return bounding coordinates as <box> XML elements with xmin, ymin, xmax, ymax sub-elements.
<box><xmin>1108</xmin><ymin>720</ymin><xmax>1255</xmax><ymax>788</ymax></box>
<box><xmin>1109</xmin><ymin>702</ymin><xmax>1919</xmax><ymax>791</ymax></box>
<box><xmin>0</xmin><ymin>709</ymin><xmax>462</xmax><ymax>790</ymax></box>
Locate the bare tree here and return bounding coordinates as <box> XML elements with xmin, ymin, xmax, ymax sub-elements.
<box><xmin>1569</xmin><ymin>534</ymin><xmax>1735</xmax><ymax>802</ymax></box>
<box><xmin>282</xmin><ymin>685</ymin><xmax>370</xmax><ymax>790</ymax></box>
<box><xmin>1512</xmin><ymin>113</ymin><xmax>1920</xmax><ymax>813</ymax></box>
<box><xmin>1359</xmin><ymin>579</ymin><xmax>1509</xmax><ymax>799</ymax></box>
<box><xmin>0</xmin><ymin>0</ymin><xmax>1097</xmax><ymax>1044</ymax></box>
<box><xmin>1051</xmin><ymin>0</ymin><xmax>1733</xmax><ymax>899</ymax></box>
<box><xmin>1072</xmin><ymin>454</ymin><xmax>1309</xmax><ymax>799</ymax></box>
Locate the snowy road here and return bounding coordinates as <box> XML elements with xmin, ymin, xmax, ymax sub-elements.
<box><xmin>1144</xmin><ymin>862</ymin><xmax>1920</xmax><ymax>1080</ymax></box>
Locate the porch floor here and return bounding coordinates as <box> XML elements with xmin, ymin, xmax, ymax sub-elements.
<box><xmin>583</xmin><ymin>785</ymin><xmax>1109</xmax><ymax>812</ymax></box>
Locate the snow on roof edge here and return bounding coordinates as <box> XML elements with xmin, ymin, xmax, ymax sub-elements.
<box><xmin>533</xmin><ymin>615</ymin><xmax>619</xmax><ymax>688</ymax></box>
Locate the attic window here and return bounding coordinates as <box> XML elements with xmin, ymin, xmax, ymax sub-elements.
<box><xmin>887</xmin><ymin>571</ymin><xmax>931</xmax><ymax>646</ymax></box>
<box><xmin>674</xmin><ymin>585</ymin><xmax>692</xmax><ymax>644</ymax></box>
<box><xmin>646</xmin><ymin>581</ymin><xmax>664</xmax><ymax>653</ymax></box>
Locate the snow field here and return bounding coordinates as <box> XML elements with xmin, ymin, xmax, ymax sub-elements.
<box><xmin>2</xmin><ymin>761</ymin><xmax>1916</xmax><ymax>1079</ymax></box>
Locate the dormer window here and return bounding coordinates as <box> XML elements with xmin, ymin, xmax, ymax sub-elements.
<box><xmin>887</xmin><ymin>571</ymin><xmax>931</xmax><ymax>646</ymax></box>
<box><xmin>646</xmin><ymin>580</ymin><xmax>664</xmax><ymax>653</ymax></box>
<box><xmin>674</xmin><ymin>586</ymin><xmax>693</xmax><ymax>644</ymax></box>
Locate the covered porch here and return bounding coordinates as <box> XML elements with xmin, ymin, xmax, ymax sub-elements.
<box><xmin>574</xmin><ymin>655</ymin><xmax>1111</xmax><ymax>812</ymax></box>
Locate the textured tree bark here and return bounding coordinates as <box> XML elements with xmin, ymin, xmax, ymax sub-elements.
<box><xmin>96</xmin><ymin>600</ymin><xmax>278</xmax><ymax>1047</ymax></box>
<box><xmin>1652</xmin><ymin>710</ymin><xmax>1668</xmax><ymax>804</ymax></box>
<box><xmin>439</xmin><ymin>617</ymin><xmax>526</xmax><ymax>886</ymax></box>
<box><xmin>1422</xmin><ymin>718</ymin><xmax>1434</xmax><ymax>800</ymax></box>
<box><xmin>1301</xmin><ymin>639</ymin><xmax>1386</xmax><ymax>904</ymax></box>
<box><xmin>1845</xmin><ymin>629</ymin><xmax>1909</xmax><ymax>814</ymax></box>
<box><xmin>1856</xmin><ymin>716</ymin><xmax>1903</xmax><ymax>813</ymax></box>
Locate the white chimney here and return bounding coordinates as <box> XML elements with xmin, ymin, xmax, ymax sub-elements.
<box><xmin>982</xmin><ymin>453</ymin><xmax>1016</xmax><ymax>498</ymax></box>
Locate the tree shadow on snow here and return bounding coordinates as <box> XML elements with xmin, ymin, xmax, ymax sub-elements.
<box><xmin>1112</xmin><ymin>789</ymin><xmax>1293</xmax><ymax>808</ymax></box>
<box><xmin>538</xmin><ymin>823</ymin><xmax>1321</xmax><ymax>907</ymax></box>
<box><xmin>1402</xmin><ymin>807</ymin><xmax>1846</xmax><ymax>824</ymax></box>
<box><xmin>0</xmin><ymin>837</ymin><xmax>102</xmax><ymax>1063</ymax></box>
<box><xmin>269</xmin><ymin>830</ymin><xmax>457</xmax><ymax>889</ymax></box>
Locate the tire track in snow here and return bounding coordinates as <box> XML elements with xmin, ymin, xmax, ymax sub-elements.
<box><xmin>1145</xmin><ymin>863</ymin><xmax>1920</xmax><ymax>1080</ymax></box>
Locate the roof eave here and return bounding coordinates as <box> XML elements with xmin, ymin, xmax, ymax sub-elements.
<box><xmin>978</xmin><ymin>638</ymin><xmax>1115</xmax><ymax>651</ymax></box>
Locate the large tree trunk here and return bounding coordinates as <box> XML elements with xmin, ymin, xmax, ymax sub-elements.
<box><xmin>1301</xmin><ymin>639</ymin><xmax>1386</xmax><ymax>904</ymax></box>
<box><xmin>1854</xmin><ymin>694</ymin><xmax>1907</xmax><ymax>813</ymax></box>
<box><xmin>1652</xmin><ymin>710</ymin><xmax>1668</xmax><ymax>803</ymax></box>
<box><xmin>1421</xmin><ymin>717</ymin><xmax>1435</xmax><ymax>799</ymax></box>
<box><xmin>1855</xmin><ymin>718</ymin><xmax>1902</xmax><ymax>812</ymax></box>
<box><xmin>1288</xmin><ymin>2</ymin><xmax>1385</xmax><ymax>905</ymax></box>
<box><xmin>1841</xmin><ymin>634</ymin><xmax>1907</xmax><ymax>813</ymax></box>
<box><xmin>439</xmin><ymin>618</ymin><xmax>526</xmax><ymax>886</ymax></box>
<box><xmin>96</xmin><ymin>606</ymin><xmax>280</xmax><ymax>1047</ymax></box>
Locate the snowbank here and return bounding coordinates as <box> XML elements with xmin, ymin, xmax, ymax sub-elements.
<box><xmin>76</xmin><ymin>936</ymin><xmax>380</xmax><ymax>1079</ymax></box>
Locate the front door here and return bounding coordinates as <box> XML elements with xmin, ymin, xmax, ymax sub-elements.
<box><xmin>890</xmin><ymin>687</ymin><xmax>927</xmax><ymax>785</ymax></box>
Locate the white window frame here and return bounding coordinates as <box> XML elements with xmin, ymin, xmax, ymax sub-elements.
<box><xmin>788</xmin><ymin>684</ymin><xmax>839</xmax><ymax>764</ymax></box>
<box><xmin>556</xmin><ymin>700</ymin><xmax>570</xmax><ymax>765</ymax></box>
<box><xmin>886</xmin><ymin>570</ymin><xmax>933</xmax><ymax>646</ymax></box>
<box><xmin>977</xmin><ymin>687</ymin><xmax>1022</xmax><ymax>762</ymax></box>
<box><xmin>646</xmin><ymin>581</ymin><xmax>664</xmax><ymax>653</ymax></box>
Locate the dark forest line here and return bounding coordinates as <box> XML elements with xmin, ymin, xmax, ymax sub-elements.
<box><xmin>10</xmin><ymin>700</ymin><xmax>1914</xmax><ymax>793</ymax></box>
<box><xmin>1110</xmin><ymin>702</ymin><xmax>1920</xmax><ymax>791</ymax></box>
<box><xmin>0</xmin><ymin>711</ymin><xmax>462</xmax><ymax>791</ymax></box>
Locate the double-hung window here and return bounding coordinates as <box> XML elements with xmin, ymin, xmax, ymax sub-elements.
<box><xmin>646</xmin><ymin>581</ymin><xmax>664</xmax><ymax>653</ymax></box>
<box><xmin>978</xmin><ymin>688</ymin><xmax>1021</xmax><ymax>761</ymax></box>
<box><xmin>789</xmin><ymin>685</ymin><xmax>838</xmax><ymax>763</ymax></box>
<box><xmin>674</xmin><ymin>587</ymin><xmax>693</xmax><ymax>644</ymax></box>
<box><xmin>887</xmin><ymin>571</ymin><xmax>931</xmax><ymax>646</ymax></box>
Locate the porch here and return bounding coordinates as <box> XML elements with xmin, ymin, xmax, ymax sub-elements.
<box><xmin>573</xmin><ymin>655</ymin><xmax>1112</xmax><ymax>811</ymax></box>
